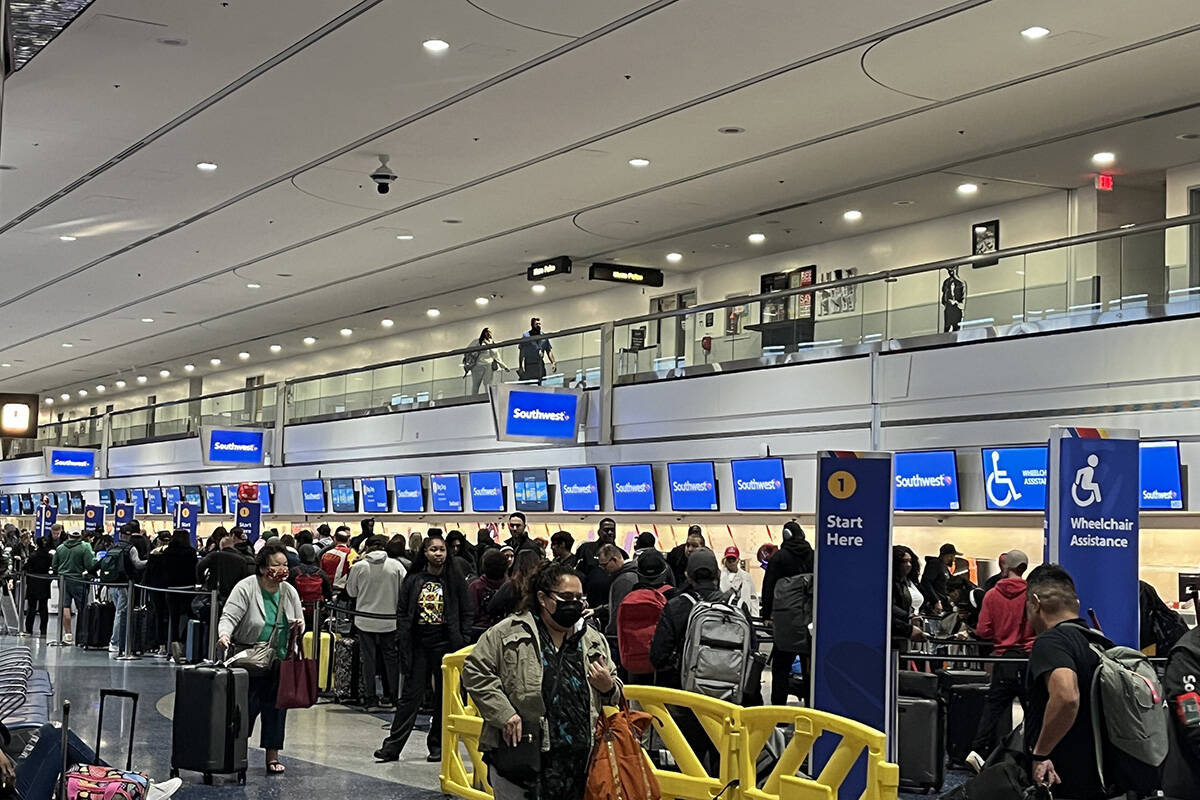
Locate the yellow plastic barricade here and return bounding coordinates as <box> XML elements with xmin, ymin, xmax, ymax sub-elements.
<box><xmin>440</xmin><ymin>647</ymin><xmax>899</xmax><ymax>800</ymax></box>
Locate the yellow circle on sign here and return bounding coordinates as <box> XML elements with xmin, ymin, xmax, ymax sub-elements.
<box><xmin>827</xmin><ymin>470</ymin><xmax>857</xmax><ymax>499</ymax></box>
<box><xmin>239</xmin><ymin>506</ymin><xmax>249</xmax><ymax>518</ymax></box>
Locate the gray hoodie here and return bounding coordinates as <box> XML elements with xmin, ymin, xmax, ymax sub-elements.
<box><xmin>346</xmin><ymin>550</ymin><xmax>406</xmax><ymax>633</ymax></box>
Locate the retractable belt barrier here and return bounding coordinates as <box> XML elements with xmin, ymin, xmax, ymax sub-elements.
<box><xmin>440</xmin><ymin>647</ymin><xmax>899</xmax><ymax>800</ymax></box>
<box><xmin>308</xmin><ymin>600</ymin><xmax>401</xmax><ymax>697</ymax></box>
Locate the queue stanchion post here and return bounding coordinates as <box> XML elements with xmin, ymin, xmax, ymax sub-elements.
<box><xmin>207</xmin><ymin>588</ymin><xmax>218</xmax><ymax>662</ymax></box>
<box><xmin>118</xmin><ymin>579</ymin><xmax>139</xmax><ymax>661</ymax></box>
<box><xmin>49</xmin><ymin>575</ymin><xmax>66</xmax><ymax>647</ymax></box>
<box><xmin>15</xmin><ymin>573</ymin><xmax>26</xmax><ymax>638</ymax></box>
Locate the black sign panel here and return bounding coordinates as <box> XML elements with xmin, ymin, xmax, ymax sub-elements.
<box><xmin>528</xmin><ymin>255</ymin><xmax>572</xmax><ymax>281</ymax></box>
<box><xmin>588</xmin><ymin>263</ymin><xmax>665</xmax><ymax>288</ymax></box>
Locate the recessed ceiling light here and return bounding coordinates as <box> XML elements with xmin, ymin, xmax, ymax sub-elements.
<box><xmin>77</xmin><ymin>389</ymin><xmax>87</xmax><ymax>397</ymax></box>
<box><xmin>957</xmin><ymin>183</ymin><xmax>979</xmax><ymax>195</ymax></box>
<box><xmin>302</xmin><ymin>336</ymin><xmax>316</xmax><ymax>346</ymax></box>
<box><xmin>269</xmin><ymin>344</ymin><xmax>283</xmax><ymax>353</ymax></box>
<box><xmin>339</xmin><ymin>328</ymin><xmax>353</xmax><ymax>337</ymax></box>
<box><xmin>196</xmin><ymin>162</ymin><xmax>218</xmax><ymax>172</ymax></box>
<box><xmin>423</xmin><ymin>38</ymin><xmax>450</xmax><ymax>52</ymax></box>
<box><xmin>1021</xmin><ymin>26</ymin><xmax>1050</xmax><ymax>39</ymax></box>
<box><xmin>717</xmin><ymin>127</ymin><xmax>745</xmax><ymax>135</ymax></box>
<box><xmin>159</xmin><ymin>369</ymin><xmax>170</xmax><ymax>378</ymax></box>
<box><xmin>95</xmin><ymin>385</ymin><xmax>105</xmax><ymax>393</ymax></box>
<box><xmin>136</xmin><ymin>375</ymin><xmax>147</xmax><ymax>384</ymax></box>
<box><xmin>1120</xmin><ymin>223</ymin><xmax>1136</xmax><ymax>229</ymax></box>
<box><xmin>426</xmin><ymin>308</ymin><xmax>441</xmax><ymax>317</ymax></box>
<box><xmin>442</xmin><ymin>218</ymin><xmax>462</xmax><ymax>224</ymax></box>
<box><xmin>183</xmin><ymin>364</ymin><xmax>194</xmax><ymax>373</ymax></box>
<box><xmin>474</xmin><ymin>297</ymin><xmax>489</xmax><ymax>307</ymax></box>
<box><xmin>531</xmin><ymin>284</ymin><xmax>546</xmax><ymax>295</ymax></box>
<box><xmin>210</xmin><ymin>358</ymin><xmax>222</xmax><ymax>366</ymax></box>
<box><xmin>1091</xmin><ymin>151</ymin><xmax>1116</xmax><ymax>166</ymax></box>
<box><xmin>246</xmin><ymin>282</ymin><xmax>261</xmax><ymax>289</ymax></box>
<box><xmin>115</xmin><ymin>380</ymin><xmax>126</xmax><ymax>388</ymax></box>
<box><xmin>843</xmin><ymin>210</ymin><xmax>863</xmax><ymax>221</ymax></box>
<box><xmin>666</xmin><ymin>252</ymin><xmax>683</xmax><ymax>263</ymax></box>
<box><xmin>395</xmin><ymin>234</ymin><xmax>414</xmax><ymax>241</ymax></box>
<box><xmin>61</xmin><ymin>342</ymin><xmax>73</xmax><ymax>348</ymax></box>
<box><xmin>140</xmin><ymin>317</ymin><xmax>154</xmax><ymax>323</ymax></box>
<box><xmin>238</xmin><ymin>352</ymin><xmax>250</xmax><ymax>360</ymax></box>
<box><xmin>747</xmin><ymin>232</ymin><xmax>766</xmax><ymax>244</ymax></box>
<box><xmin>44</xmin><ymin>398</ymin><xmax>53</xmax><ymax>405</ymax></box>
<box><xmin>893</xmin><ymin>199</ymin><xmax>915</xmax><ymax>206</ymax></box>
<box><xmin>0</xmin><ymin>363</ymin><xmax>8</xmax><ymax>368</ymax></box>
<box><xmin>58</xmin><ymin>235</ymin><xmax>76</xmax><ymax>242</ymax></box>
<box><xmin>60</xmin><ymin>393</ymin><xmax>70</xmax><ymax>401</ymax></box>
<box><xmin>628</xmin><ymin>157</ymin><xmax>651</xmax><ymax>168</ymax></box>
<box><xmin>1178</xmin><ymin>133</ymin><xmax>1200</xmax><ymax>141</ymax></box>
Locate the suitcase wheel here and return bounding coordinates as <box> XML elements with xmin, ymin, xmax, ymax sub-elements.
<box><xmin>202</xmin><ymin>773</ymin><xmax>213</xmax><ymax>785</ymax></box>
<box><xmin>238</xmin><ymin>770</ymin><xmax>246</xmax><ymax>785</ymax></box>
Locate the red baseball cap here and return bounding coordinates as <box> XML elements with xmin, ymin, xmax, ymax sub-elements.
<box><xmin>724</xmin><ymin>546</ymin><xmax>740</xmax><ymax>559</ymax></box>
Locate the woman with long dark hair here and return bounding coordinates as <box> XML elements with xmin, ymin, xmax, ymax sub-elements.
<box><xmin>486</xmin><ymin>548</ymin><xmax>545</xmax><ymax>621</ymax></box>
<box><xmin>464</xmin><ymin>327</ymin><xmax>511</xmax><ymax>395</ymax></box>
<box><xmin>892</xmin><ymin>546</ymin><xmax>929</xmax><ymax>649</ymax></box>
<box><xmin>374</xmin><ymin>535</ymin><xmax>471</xmax><ymax>763</ymax></box>
<box><xmin>463</xmin><ymin>561</ymin><xmax>621</xmax><ymax>800</ymax></box>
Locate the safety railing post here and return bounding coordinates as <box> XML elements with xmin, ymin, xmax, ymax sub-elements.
<box><xmin>207</xmin><ymin>588</ymin><xmax>219</xmax><ymax>662</ymax></box>
<box><xmin>15</xmin><ymin>573</ymin><xmax>25</xmax><ymax>638</ymax></box>
<box><xmin>117</xmin><ymin>579</ymin><xmax>139</xmax><ymax>661</ymax></box>
<box><xmin>49</xmin><ymin>575</ymin><xmax>66</xmax><ymax>647</ymax></box>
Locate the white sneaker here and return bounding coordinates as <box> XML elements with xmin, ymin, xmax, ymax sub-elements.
<box><xmin>147</xmin><ymin>777</ymin><xmax>182</xmax><ymax>800</ymax></box>
<box><xmin>62</xmin><ymin>633</ymin><xmax>73</xmax><ymax>645</ymax></box>
<box><xmin>965</xmin><ymin>750</ymin><xmax>986</xmax><ymax>774</ymax></box>
<box><xmin>108</xmin><ymin>644</ymin><xmax>120</xmax><ymax>655</ymax></box>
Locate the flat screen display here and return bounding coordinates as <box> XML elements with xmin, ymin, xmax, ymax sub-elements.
<box><xmin>258</xmin><ymin>483</ymin><xmax>273</xmax><ymax>514</ymax></box>
<box><xmin>131</xmin><ymin>488</ymin><xmax>146</xmax><ymax>516</ymax></box>
<box><xmin>99</xmin><ymin>489</ymin><xmax>113</xmax><ymax>513</ymax></box>
<box><xmin>57</xmin><ymin>493</ymin><xmax>70</xmax><ymax>516</ymax></box>
<box><xmin>667</xmin><ymin>461</ymin><xmax>718</xmax><ymax>512</ymax></box>
<box><xmin>146</xmin><ymin>489</ymin><xmax>164</xmax><ymax>515</ymax></box>
<box><xmin>69</xmin><ymin>492</ymin><xmax>84</xmax><ymax>514</ymax></box>
<box><xmin>204</xmin><ymin>486</ymin><xmax>224</xmax><ymax>515</ymax></box>
<box><xmin>982</xmin><ymin>446</ymin><xmax>1048</xmax><ymax>511</ymax></box>
<box><xmin>226</xmin><ymin>486</ymin><xmax>240</xmax><ymax>515</ymax></box>
<box><xmin>1141</xmin><ymin>440</ymin><xmax>1184</xmax><ymax>510</ymax></box>
<box><xmin>610</xmin><ymin>464</ymin><xmax>656</xmax><ymax>512</ymax></box>
<box><xmin>393</xmin><ymin>475</ymin><xmax>425</xmax><ymax>513</ymax></box>
<box><xmin>894</xmin><ymin>450</ymin><xmax>960</xmax><ymax>510</ymax></box>
<box><xmin>165</xmin><ymin>487</ymin><xmax>182</xmax><ymax>514</ymax></box>
<box><xmin>329</xmin><ymin>478</ymin><xmax>357</xmax><ymax>513</ymax></box>
<box><xmin>20</xmin><ymin>495</ymin><xmax>34</xmax><ymax>515</ymax></box>
<box><xmin>45</xmin><ymin>492</ymin><xmax>57</xmax><ymax>509</ymax></box>
<box><xmin>558</xmin><ymin>466</ymin><xmax>600</xmax><ymax>512</ymax></box>
<box><xmin>361</xmin><ymin>478</ymin><xmax>389</xmax><ymax>513</ymax></box>
<box><xmin>0</xmin><ymin>497</ymin><xmax>9</xmax><ymax>515</ymax></box>
<box><xmin>301</xmin><ymin>479</ymin><xmax>327</xmax><ymax>514</ymax></box>
<box><xmin>513</xmin><ymin>468</ymin><xmax>551</xmax><ymax>513</ymax></box>
<box><xmin>8</xmin><ymin>496</ymin><xmax>18</xmax><ymax>515</ymax></box>
<box><xmin>469</xmin><ymin>471</ymin><xmax>506</xmax><ymax>513</ymax></box>
<box><xmin>183</xmin><ymin>485</ymin><xmax>202</xmax><ymax>506</ymax></box>
<box><xmin>430</xmin><ymin>474</ymin><xmax>463</xmax><ymax>513</ymax></box>
<box><xmin>111</xmin><ymin>488</ymin><xmax>128</xmax><ymax>504</ymax></box>
<box><xmin>730</xmin><ymin>458</ymin><xmax>789</xmax><ymax>511</ymax></box>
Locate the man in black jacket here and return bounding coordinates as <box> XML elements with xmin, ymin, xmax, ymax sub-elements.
<box><xmin>1163</xmin><ymin>625</ymin><xmax>1200</xmax><ymax>796</ymax></box>
<box><xmin>761</xmin><ymin>521</ymin><xmax>815</xmax><ymax>705</ymax></box>
<box><xmin>502</xmin><ymin>512</ymin><xmax>543</xmax><ymax>557</ymax></box>
<box><xmin>919</xmin><ymin>542</ymin><xmax>960</xmax><ymax>614</ymax></box>
<box><xmin>195</xmin><ymin>535</ymin><xmax>254</xmax><ymax>602</ymax></box>
<box><xmin>666</xmin><ymin>525</ymin><xmax>704</xmax><ymax>587</ymax></box>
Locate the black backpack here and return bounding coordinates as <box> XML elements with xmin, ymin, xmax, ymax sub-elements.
<box><xmin>1141</xmin><ymin>581</ymin><xmax>1190</xmax><ymax>653</ymax></box>
<box><xmin>462</xmin><ymin>348</ymin><xmax>481</xmax><ymax>373</ymax></box>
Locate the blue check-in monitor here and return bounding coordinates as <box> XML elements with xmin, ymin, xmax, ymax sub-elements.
<box><xmin>1141</xmin><ymin>440</ymin><xmax>1184</xmax><ymax>510</ymax></box>
<box><xmin>329</xmin><ymin>479</ymin><xmax>357</xmax><ymax>513</ymax></box>
<box><xmin>258</xmin><ymin>483</ymin><xmax>273</xmax><ymax>514</ymax></box>
<box><xmin>131</xmin><ymin>488</ymin><xmax>146</xmax><ymax>516</ymax></box>
<box><xmin>893</xmin><ymin>450</ymin><xmax>960</xmax><ymax>511</ymax></box>
<box><xmin>146</xmin><ymin>489</ymin><xmax>164</xmax><ymax>515</ymax></box>
<box><xmin>513</xmin><ymin>469</ymin><xmax>551</xmax><ymax>513</ymax></box>
<box><xmin>469</xmin><ymin>471</ymin><xmax>506</xmax><ymax>513</ymax></box>
<box><xmin>204</xmin><ymin>486</ymin><xmax>224</xmax><ymax>515</ymax></box>
<box><xmin>730</xmin><ymin>458</ymin><xmax>789</xmax><ymax>511</ymax></box>
<box><xmin>430</xmin><ymin>474</ymin><xmax>463</xmax><ymax>513</ymax></box>
<box><xmin>361</xmin><ymin>478</ymin><xmax>390</xmax><ymax>513</ymax></box>
<box><xmin>667</xmin><ymin>461</ymin><xmax>718</xmax><ymax>512</ymax></box>
<box><xmin>99</xmin><ymin>489</ymin><xmax>113</xmax><ymax>513</ymax></box>
<box><xmin>183</xmin><ymin>485</ymin><xmax>202</xmax><ymax>506</ymax></box>
<box><xmin>165</xmin><ymin>487</ymin><xmax>182</xmax><ymax>514</ymax></box>
<box><xmin>610</xmin><ymin>464</ymin><xmax>655</xmax><ymax>512</ymax></box>
<box><xmin>981</xmin><ymin>446</ymin><xmax>1048</xmax><ymax>511</ymax></box>
<box><xmin>301</xmin><ymin>480</ymin><xmax>327</xmax><ymax>514</ymax></box>
<box><xmin>394</xmin><ymin>475</ymin><xmax>425</xmax><ymax>513</ymax></box>
<box><xmin>69</xmin><ymin>492</ymin><xmax>85</xmax><ymax>515</ymax></box>
<box><xmin>558</xmin><ymin>466</ymin><xmax>600</xmax><ymax>512</ymax></box>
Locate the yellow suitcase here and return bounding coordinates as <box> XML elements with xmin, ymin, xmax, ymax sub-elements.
<box><xmin>302</xmin><ymin>631</ymin><xmax>338</xmax><ymax>691</ymax></box>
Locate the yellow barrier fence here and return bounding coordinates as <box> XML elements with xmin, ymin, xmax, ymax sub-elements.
<box><xmin>441</xmin><ymin>648</ymin><xmax>899</xmax><ymax>800</ymax></box>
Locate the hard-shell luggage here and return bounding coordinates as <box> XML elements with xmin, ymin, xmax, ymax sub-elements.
<box><xmin>185</xmin><ymin>619</ymin><xmax>208</xmax><ymax>664</ymax></box>
<box><xmin>946</xmin><ymin>683</ymin><xmax>989</xmax><ymax>766</ymax></box>
<box><xmin>130</xmin><ymin>602</ymin><xmax>155</xmax><ymax>654</ymax></box>
<box><xmin>333</xmin><ymin>635</ymin><xmax>361</xmax><ymax>703</ymax></box>
<box><xmin>898</xmin><ymin>669</ymin><xmax>939</xmax><ymax>700</ymax></box>
<box><xmin>937</xmin><ymin>668</ymin><xmax>988</xmax><ymax>697</ymax></box>
<box><xmin>170</xmin><ymin>665</ymin><xmax>249</xmax><ymax>785</ymax></box>
<box><xmin>78</xmin><ymin>593</ymin><xmax>115</xmax><ymax>650</ymax></box>
<box><xmin>897</xmin><ymin>695</ymin><xmax>945</xmax><ymax>792</ymax></box>
<box><xmin>61</xmin><ymin>690</ymin><xmax>150</xmax><ymax>800</ymax></box>
<box><xmin>303</xmin><ymin>631</ymin><xmax>337</xmax><ymax>691</ymax></box>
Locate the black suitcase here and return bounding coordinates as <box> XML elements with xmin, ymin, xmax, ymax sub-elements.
<box><xmin>946</xmin><ymin>683</ymin><xmax>989</xmax><ymax>765</ymax></box>
<box><xmin>185</xmin><ymin>619</ymin><xmax>208</xmax><ymax>664</ymax></box>
<box><xmin>333</xmin><ymin>635</ymin><xmax>361</xmax><ymax>704</ymax></box>
<box><xmin>898</xmin><ymin>670</ymin><xmax>939</xmax><ymax>699</ymax></box>
<box><xmin>898</xmin><ymin>696</ymin><xmax>944</xmax><ymax>792</ymax></box>
<box><xmin>130</xmin><ymin>603</ymin><xmax>155</xmax><ymax>654</ymax></box>
<box><xmin>170</xmin><ymin>665</ymin><xmax>248</xmax><ymax>785</ymax></box>
<box><xmin>937</xmin><ymin>668</ymin><xmax>988</xmax><ymax>696</ymax></box>
<box><xmin>78</xmin><ymin>596</ymin><xmax>115</xmax><ymax>650</ymax></box>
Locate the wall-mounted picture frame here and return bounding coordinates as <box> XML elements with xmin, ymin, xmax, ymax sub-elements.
<box><xmin>972</xmin><ymin>219</ymin><xmax>1000</xmax><ymax>267</ymax></box>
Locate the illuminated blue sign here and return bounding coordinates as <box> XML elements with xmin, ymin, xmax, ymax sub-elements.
<box><xmin>205</xmin><ymin>428</ymin><xmax>265</xmax><ymax>464</ymax></box>
<box><xmin>165</xmin><ymin>487</ymin><xmax>182</xmax><ymax>514</ymax></box>
<box><xmin>394</xmin><ymin>475</ymin><xmax>425</xmax><ymax>513</ymax></box>
<box><xmin>559</xmin><ymin>467</ymin><xmax>600</xmax><ymax>512</ymax></box>
<box><xmin>431</xmin><ymin>474</ymin><xmax>463</xmax><ymax>513</ymax></box>
<box><xmin>301</xmin><ymin>479</ymin><xmax>326</xmax><ymax>514</ymax></box>
<box><xmin>730</xmin><ymin>458</ymin><xmax>788</xmax><ymax>511</ymax></box>
<box><xmin>469</xmin><ymin>471</ymin><xmax>506</xmax><ymax>513</ymax></box>
<box><xmin>45</xmin><ymin>448</ymin><xmax>96</xmax><ymax>477</ymax></box>
<box><xmin>146</xmin><ymin>489</ymin><xmax>164</xmax><ymax>515</ymax></box>
<box><xmin>667</xmin><ymin>461</ymin><xmax>718</xmax><ymax>512</ymax></box>
<box><xmin>982</xmin><ymin>446</ymin><xmax>1048</xmax><ymax>511</ymax></box>
<box><xmin>204</xmin><ymin>486</ymin><xmax>224</xmax><ymax>515</ymax></box>
<box><xmin>131</xmin><ymin>488</ymin><xmax>146</xmax><ymax>516</ymax></box>
<box><xmin>502</xmin><ymin>390</ymin><xmax>580</xmax><ymax>440</ymax></box>
<box><xmin>1140</xmin><ymin>441</ymin><xmax>1184</xmax><ymax>510</ymax></box>
<box><xmin>610</xmin><ymin>464</ymin><xmax>655</xmax><ymax>512</ymax></box>
<box><xmin>893</xmin><ymin>450</ymin><xmax>960</xmax><ymax>511</ymax></box>
<box><xmin>361</xmin><ymin>478</ymin><xmax>389</xmax><ymax>513</ymax></box>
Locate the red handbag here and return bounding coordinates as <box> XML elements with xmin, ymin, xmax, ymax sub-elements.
<box><xmin>276</xmin><ymin>630</ymin><xmax>318</xmax><ymax>709</ymax></box>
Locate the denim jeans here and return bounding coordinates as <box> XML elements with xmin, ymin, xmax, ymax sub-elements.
<box><xmin>109</xmin><ymin>587</ymin><xmax>128</xmax><ymax>651</ymax></box>
<box><xmin>14</xmin><ymin>723</ymin><xmax>99</xmax><ymax>800</ymax></box>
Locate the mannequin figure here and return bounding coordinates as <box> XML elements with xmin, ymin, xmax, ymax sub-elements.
<box><xmin>940</xmin><ymin>266</ymin><xmax>967</xmax><ymax>332</ymax></box>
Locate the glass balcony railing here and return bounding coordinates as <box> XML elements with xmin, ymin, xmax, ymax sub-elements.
<box><xmin>10</xmin><ymin>213</ymin><xmax>1200</xmax><ymax>459</ymax></box>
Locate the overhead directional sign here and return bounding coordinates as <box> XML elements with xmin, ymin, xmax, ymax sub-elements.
<box><xmin>588</xmin><ymin>262</ymin><xmax>665</xmax><ymax>287</ymax></box>
<box><xmin>527</xmin><ymin>255</ymin><xmax>572</xmax><ymax>281</ymax></box>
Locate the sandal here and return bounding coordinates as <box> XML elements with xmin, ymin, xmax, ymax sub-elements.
<box><xmin>266</xmin><ymin>761</ymin><xmax>285</xmax><ymax>776</ymax></box>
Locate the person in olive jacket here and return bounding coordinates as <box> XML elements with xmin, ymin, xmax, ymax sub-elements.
<box><xmin>374</xmin><ymin>534</ymin><xmax>471</xmax><ymax>763</ymax></box>
<box><xmin>462</xmin><ymin>561</ymin><xmax>621</xmax><ymax>800</ymax></box>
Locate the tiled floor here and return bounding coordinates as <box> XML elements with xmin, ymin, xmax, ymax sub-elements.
<box><xmin>11</xmin><ymin>635</ymin><xmax>444</xmax><ymax>800</ymax></box>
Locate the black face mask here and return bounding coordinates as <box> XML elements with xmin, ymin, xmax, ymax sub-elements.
<box><xmin>548</xmin><ymin>598</ymin><xmax>584</xmax><ymax>628</ymax></box>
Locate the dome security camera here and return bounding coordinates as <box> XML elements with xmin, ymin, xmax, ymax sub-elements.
<box><xmin>370</xmin><ymin>155</ymin><xmax>397</xmax><ymax>195</ymax></box>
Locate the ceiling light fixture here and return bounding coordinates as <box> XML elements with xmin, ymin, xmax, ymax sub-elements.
<box><xmin>58</xmin><ymin>235</ymin><xmax>77</xmax><ymax>242</ymax></box>
<box><xmin>0</xmin><ymin>364</ymin><xmax>8</xmax><ymax>369</ymax></box>
<box><xmin>339</xmin><ymin>328</ymin><xmax>353</xmax><ymax>337</ymax></box>
<box><xmin>210</xmin><ymin>358</ymin><xmax>222</xmax><ymax>366</ymax></box>
<box><xmin>159</xmin><ymin>369</ymin><xmax>170</xmax><ymax>378</ymax></box>
<box><xmin>426</xmin><ymin>308</ymin><xmax>441</xmax><ymax>317</ymax></box>
<box><xmin>395</xmin><ymin>234</ymin><xmax>414</xmax><ymax>241</ymax></box>
<box><xmin>44</xmin><ymin>398</ymin><xmax>53</xmax><ymax>405</ymax></box>
<box><xmin>1120</xmin><ymin>223</ymin><xmax>1136</xmax><ymax>229</ymax></box>
<box><xmin>666</xmin><ymin>252</ymin><xmax>683</xmax><ymax>263</ymax></box>
<box><xmin>136</xmin><ymin>375</ymin><xmax>147</xmax><ymax>384</ymax></box>
<box><xmin>1178</xmin><ymin>133</ymin><xmax>1200</xmax><ymax>141</ymax></box>
<box><xmin>77</xmin><ymin>389</ymin><xmax>87</xmax><ymax>397</ymax></box>
<box><xmin>1091</xmin><ymin>151</ymin><xmax>1116</xmax><ymax>166</ymax></box>
<box><xmin>238</xmin><ymin>352</ymin><xmax>250</xmax><ymax>361</ymax></box>
<box><xmin>628</xmin><ymin>157</ymin><xmax>651</xmax><ymax>168</ymax></box>
<box><xmin>246</xmin><ymin>282</ymin><xmax>261</xmax><ymax>289</ymax></box>
<box><xmin>531</xmin><ymin>284</ymin><xmax>546</xmax><ymax>295</ymax></box>
<box><xmin>1021</xmin><ymin>26</ymin><xmax>1050</xmax><ymax>39</ymax></box>
<box><xmin>381</xmin><ymin>318</ymin><xmax>395</xmax><ymax>328</ymax></box>
<box><xmin>196</xmin><ymin>162</ymin><xmax>218</xmax><ymax>172</ymax></box>
<box><xmin>747</xmin><ymin>232</ymin><xmax>766</xmax><ymax>244</ymax></box>
<box><xmin>140</xmin><ymin>317</ymin><xmax>154</xmax><ymax>323</ymax></box>
<box><xmin>115</xmin><ymin>380</ymin><xmax>126</xmax><ymax>388</ymax></box>
<box><xmin>893</xmin><ymin>199</ymin><xmax>915</xmax><ymax>206</ymax></box>
<box><xmin>61</xmin><ymin>393</ymin><xmax>70</xmax><ymax>401</ymax></box>
<box><xmin>183</xmin><ymin>364</ymin><xmax>194</xmax><ymax>373</ymax></box>
<box><xmin>717</xmin><ymin>127</ymin><xmax>745</xmax><ymax>135</ymax></box>
<box><xmin>95</xmin><ymin>385</ymin><xmax>105</xmax><ymax>393</ymax></box>
<box><xmin>843</xmin><ymin>210</ymin><xmax>863</xmax><ymax>221</ymax></box>
<box><xmin>423</xmin><ymin>38</ymin><xmax>450</xmax><ymax>52</ymax></box>
<box><xmin>269</xmin><ymin>344</ymin><xmax>283</xmax><ymax>353</ymax></box>
<box><xmin>61</xmin><ymin>343</ymin><xmax>73</xmax><ymax>348</ymax></box>
<box><xmin>302</xmin><ymin>336</ymin><xmax>316</xmax><ymax>346</ymax></box>
<box><xmin>957</xmin><ymin>183</ymin><xmax>979</xmax><ymax>195</ymax></box>
<box><xmin>474</xmin><ymin>297</ymin><xmax>489</xmax><ymax>307</ymax></box>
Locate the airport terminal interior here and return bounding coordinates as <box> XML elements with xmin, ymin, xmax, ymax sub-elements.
<box><xmin>4</xmin><ymin>1</ymin><xmax>1200</xmax><ymax>799</ymax></box>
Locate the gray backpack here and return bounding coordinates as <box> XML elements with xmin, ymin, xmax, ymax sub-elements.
<box><xmin>771</xmin><ymin>573</ymin><xmax>813</xmax><ymax>653</ymax></box>
<box><xmin>680</xmin><ymin>591</ymin><xmax>753</xmax><ymax>703</ymax></box>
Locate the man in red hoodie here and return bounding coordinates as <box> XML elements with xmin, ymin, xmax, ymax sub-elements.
<box><xmin>966</xmin><ymin>549</ymin><xmax>1035</xmax><ymax>772</ymax></box>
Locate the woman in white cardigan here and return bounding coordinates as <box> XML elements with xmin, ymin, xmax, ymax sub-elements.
<box><xmin>218</xmin><ymin>543</ymin><xmax>305</xmax><ymax>776</ymax></box>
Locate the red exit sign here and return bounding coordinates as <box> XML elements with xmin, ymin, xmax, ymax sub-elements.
<box><xmin>1095</xmin><ymin>174</ymin><xmax>1114</xmax><ymax>191</ymax></box>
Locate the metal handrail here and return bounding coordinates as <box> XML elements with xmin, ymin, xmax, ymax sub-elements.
<box><xmin>109</xmin><ymin>383</ymin><xmax>277</xmax><ymax>421</ymax></box>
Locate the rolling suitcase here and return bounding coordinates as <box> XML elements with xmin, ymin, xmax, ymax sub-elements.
<box><xmin>333</xmin><ymin>635</ymin><xmax>361</xmax><ymax>704</ymax></box>
<box><xmin>303</xmin><ymin>631</ymin><xmax>337</xmax><ymax>691</ymax></box>
<box><xmin>78</xmin><ymin>593</ymin><xmax>115</xmax><ymax>650</ymax></box>
<box><xmin>945</xmin><ymin>683</ymin><xmax>989</xmax><ymax>765</ymax></box>
<box><xmin>937</xmin><ymin>668</ymin><xmax>988</xmax><ymax>697</ymax></box>
<box><xmin>170</xmin><ymin>664</ymin><xmax>248</xmax><ymax>785</ymax></box>
<box><xmin>185</xmin><ymin>620</ymin><xmax>208</xmax><ymax>664</ymax></box>
<box><xmin>898</xmin><ymin>696</ymin><xmax>945</xmax><ymax>792</ymax></box>
<box><xmin>130</xmin><ymin>603</ymin><xmax>155</xmax><ymax>654</ymax></box>
<box><xmin>60</xmin><ymin>691</ymin><xmax>150</xmax><ymax>800</ymax></box>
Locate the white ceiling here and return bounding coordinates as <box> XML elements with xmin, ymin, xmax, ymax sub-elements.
<box><xmin>1</xmin><ymin>0</ymin><xmax>1199</xmax><ymax>398</ymax></box>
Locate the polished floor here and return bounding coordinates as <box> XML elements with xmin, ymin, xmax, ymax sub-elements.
<box><xmin>8</xmin><ymin>632</ymin><xmax>443</xmax><ymax>800</ymax></box>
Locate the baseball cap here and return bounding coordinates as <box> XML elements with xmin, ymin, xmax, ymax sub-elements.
<box><xmin>939</xmin><ymin>542</ymin><xmax>962</xmax><ymax>557</ymax></box>
<box><xmin>68</xmin><ymin>530</ymin><xmax>82</xmax><ymax>539</ymax></box>
<box><xmin>1004</xmin><ymin>549</ymin><xmax>1030</xmax><ymax>571</ymax></box>
<box><xmin>686</xmin><ymin>547</ymin><xmax>719</xmax><ymax>580</ymax></box>
<box><xmin>724</xmin><ymin>546</ymin><xmax>740</xmax><ymax>560</ymax></box>
<box><xmin>636</xmin><ymin>549</ymin><xmax>667</xmax><ymax>579</ymax></box>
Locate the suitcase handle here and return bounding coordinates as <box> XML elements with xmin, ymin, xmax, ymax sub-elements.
<box><xmin>97</xmin><ymin>689</ymin><xmax>139</xmax><ymax>771</ymax></box>
<box><xmin>59</xmin><ymin>701</ymin><xmax>70</xmax><ymax>800</ymax></box>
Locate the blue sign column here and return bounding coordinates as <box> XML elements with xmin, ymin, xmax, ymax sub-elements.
<box><xmin>812</xmin><ymin>450</ymin><xmax>895</xmax><ymax>795</ymax></box>
<box><xmin>34</xmin><ymin>505</ymin><xmax>57</xmax><ymax>539</ymax></box>
<box><xmin>174</xmin><ymin>502</ymin><xmax>199</xmax><ymax>546</ymax></box>
<box><xmin>114</xmin><ymin>503</ymin><xmax>134</xmax><ymax>530</ymax></box>
<box><xmin>235</xmin><ymin>501</ymin><xmax>262</xmax><ymax>545</ymax></box>
<box><xmin>1047</xmin><ymin>426</ymin><xmax>1140</xmax><ymax>647</ymax></box>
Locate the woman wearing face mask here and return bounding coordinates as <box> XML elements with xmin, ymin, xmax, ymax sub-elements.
<box><xmin>374</xmin><ymin>535</ymin><xmax>472</xmax><ymax>763</ymax></box>
<box><xmin>464</xmin><ymin>327</ymin><xmax>512</xmax><ymax>395</ymax></box>
<box><xmin>462</xmin><ymin>562</ymin><xmax>621</xmax><ymax>800</ymax></box>
<box><xmin>217</xmin><ymin>544</ymin><xmax>305</xmax><ymax>776</ymax></box>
